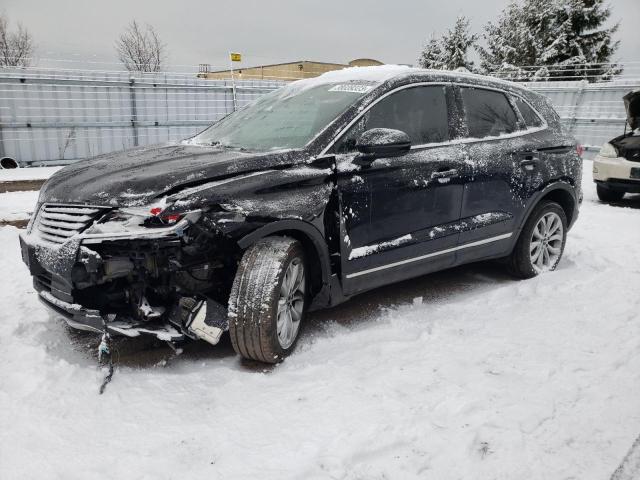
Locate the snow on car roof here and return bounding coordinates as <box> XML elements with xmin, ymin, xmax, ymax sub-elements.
<box><xmin>306</xmin><ymin>64</ymin><xmax>417</xmax><ymax>84</ymax></box>
<box><xmin>276</xmin><ymin>65</ymin><xmax>416</xmax><ymax>97</ymax></box>
<box><xmin>287</xmin><ymin>64</ymin><xmax>525</xmax><ymax>93</ymax></box>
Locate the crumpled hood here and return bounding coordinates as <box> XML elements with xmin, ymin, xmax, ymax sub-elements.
<box><xmin>39</xmin><ymin>143</ymin><xmax>300</xmax><ymax>207</ymax></box>
<box><xmin>623</xmin><ymin>90</ymin><xmax>640</xmax><ymax>131</ymax></box>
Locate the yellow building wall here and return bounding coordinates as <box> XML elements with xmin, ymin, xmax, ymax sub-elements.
<box><xmin>201</xmin><ymin>59</ymin><xmax>383</xmax><ymax>81</ymax></box>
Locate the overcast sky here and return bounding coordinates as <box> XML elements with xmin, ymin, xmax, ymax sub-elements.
<box><xmin>3</xmin><ymin>0</ymin><xmax>639</xmax><ymax>72</ymax></box>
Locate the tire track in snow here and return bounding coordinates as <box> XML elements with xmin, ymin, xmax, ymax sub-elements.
<box><xmin>611</xmin><ymin>434</ymin><xmax>640</xmax><ymax>480</ymax></box>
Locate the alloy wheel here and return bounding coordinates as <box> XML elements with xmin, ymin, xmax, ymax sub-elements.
<box><xmin>529</xmin><ymin>212</ymin><xmax>564</xmax><ymax>273</ymax></box>
<box><xmin>276</xmin><ymin>257</ymin><xmax>305</xmax><ymax>349</ymax></box>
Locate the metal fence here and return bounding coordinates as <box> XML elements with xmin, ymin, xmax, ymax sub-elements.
<box><xmin>0</xmin><ymin>67</ymin><xmax>637</xmax><ymax>166</ymax></box>
<box><xmin>0</xmin><ymin>68</ymin><xmax>285</xmax><ymax>166</ymax></box>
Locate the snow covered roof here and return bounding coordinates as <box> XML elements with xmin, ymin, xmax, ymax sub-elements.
<box><xmin>306</xmin><ymin>64</ymin><xmax>416</xmax><ymax>84</ymax></box>
<box><xmin>290</xmin><ymin>64</ymin><xmax>529</xmax><ymax>92</ymax></box>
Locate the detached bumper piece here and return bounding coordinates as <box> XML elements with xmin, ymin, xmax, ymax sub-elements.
<box><xmin>38</xmin><ymin>289</ymin><xmax>185</xmax><ymax>341</ymax></box>
<box><xmin>20</xmin><ymin>211</ymin><xmax>232</xmax><ymax>344</ymax></box>
<box><xmin>182</xmin><ymin>297</ymin><xmax>228</xmax><ymax>346</ymax></box>
<box><xmin>35</xmin><ymin>273</ymin><xmax>230</xmax><ymax>343</ymax></box>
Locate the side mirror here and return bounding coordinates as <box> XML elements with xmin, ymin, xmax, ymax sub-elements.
<box><xmin>355</xmin><ymin>128</ymin><xmax>411</xmax><ymax>157</ymax></box>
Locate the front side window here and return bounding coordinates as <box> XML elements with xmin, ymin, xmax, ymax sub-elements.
<box><xmin>461</xmin><ymin>87</ymin><xmax>519</xmax><ymax>138</ymax></box>
<box><xmin>190</xmin><ymin>82</ymin><xmax>373</xmax><ymax>151</ymax></box>
<box><xmin>335</xmin><ymin>85</ymin><xmax>449</xmax><ymax>153</ymax></box>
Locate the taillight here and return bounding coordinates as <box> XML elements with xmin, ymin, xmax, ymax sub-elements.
<box><xmin>576</xmin><ymin>144</ymin><xmax>584</xmax><ymax>158</ymax></box>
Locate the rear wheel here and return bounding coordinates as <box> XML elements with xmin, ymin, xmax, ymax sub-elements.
<box><xmin>507</xmin><ymin>201</ymin><xmax>567</xmax><ymax>279</ymax></box>
<box><xmin>596</xmin><ymin>184</ymin><xmax>625</xmax><ymax>202</ymax></box>
<box><xmin>228</xmin><ymin>236</ymin><xmax>306</xmax><ymax>363</ymax></box>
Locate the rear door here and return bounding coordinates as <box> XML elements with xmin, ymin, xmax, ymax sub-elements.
<box><xmin>333</xmin><ymin>84</ymin><xmax>467</xmax><ymax>295</ymax></box>
<box><xmin>454</xmin><ymin>86</ymin><xmax>545</xmax><ymax>262</ymax></box>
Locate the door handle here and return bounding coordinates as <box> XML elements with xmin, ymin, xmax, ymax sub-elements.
<box><xmin>431</xmin><ymin>168</ymin><xmax>458</xmax><ymax>183</ymax></box>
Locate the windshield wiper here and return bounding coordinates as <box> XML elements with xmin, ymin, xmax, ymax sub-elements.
<box><xmin>199</xmin><ymin>140</ymin><xmax>250</xmax><ymax>152</ymax></box>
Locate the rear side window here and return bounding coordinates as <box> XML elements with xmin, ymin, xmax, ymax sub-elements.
<box><xmin>514</xmin><ymin>97</ymin><xmax>543</xmax><ymax>128</ymax></box>
<box><xmin>460</xmin><ymin>87</ymin><xmax>519</xmax><ymax>138</ymax></box>
<box><xmin>335</xmin><ymin>85</ymin><xmax>449</xmax><ymax>152</ymax></box>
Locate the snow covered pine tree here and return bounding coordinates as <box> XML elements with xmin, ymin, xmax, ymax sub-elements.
<box><xmin>418</xmin><ymin>16</ymin><xmax>477</xmax><ymax>71</ymax></box>
<box><xmin>478</xmin><ymin>0</ymin><xmax>620</xmax><ymax>81</ymax></box>
<box><xmin>418</xmin><ymin>35</ymin><xmax>444</xmax><ymax>70</ymax></box>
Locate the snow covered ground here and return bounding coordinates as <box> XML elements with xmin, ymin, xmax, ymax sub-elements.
<box><xmin>1</xmin><ymin>160</ymin><xmax>639</xmax><ymax>479</ymax></box>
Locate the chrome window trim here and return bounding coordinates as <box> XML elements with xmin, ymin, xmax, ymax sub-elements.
<box><xmin>321</xmin><ymin>81</ymin><xmax>549</xmax><ymax>156</ymax></box>
<box><xmin>509</xmin><ymin>93</ymin><xmax>545</xmax><ymax>129</ymax></box>
<box><xmin>345</xmin><ymin>232</ymin><xmax>513</xmax><ymax>279</ymax></box>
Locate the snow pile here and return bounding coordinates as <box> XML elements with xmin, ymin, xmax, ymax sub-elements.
<box><xmin>0</xmin><ymin>166</ymin><xmax>61</xmax><ymax>182</ymax></box>
<box><xmin>0</xmin><ymin>161</ymin><xmax>639</xmax><ymax>479</ymax></box>
<box><xmin>0</xmin><ymin>190</ymin><xmax>39</xmax><ymax>221</ymax></box>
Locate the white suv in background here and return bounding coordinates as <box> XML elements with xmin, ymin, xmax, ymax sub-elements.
<box><xmin>593</xmin><ymin>90</ymin><xmax>640</xmax><ymax>202</ymax></box>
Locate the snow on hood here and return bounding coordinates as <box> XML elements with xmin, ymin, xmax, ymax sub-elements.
<box><xmin>37</xmin><ymin>144</ymin><xmax>300</xmax><ymax>208</ymax></box>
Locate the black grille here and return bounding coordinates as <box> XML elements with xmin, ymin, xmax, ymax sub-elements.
<box><xmin>35</xmin><ymin>204</ymin><xmax>108</xmax><ymax>245</ymax></box>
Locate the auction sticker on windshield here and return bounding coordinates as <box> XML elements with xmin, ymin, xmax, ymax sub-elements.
<box><xmin>328</xmin><ymin>84</ymin><xmax>375</xmax><ymax>94</ymax></box>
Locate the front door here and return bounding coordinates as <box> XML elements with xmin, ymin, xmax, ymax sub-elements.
<box><xmin>333</xmin><ymin>84</ymin><xmax>467</xmax><ymax>295</ymax></box>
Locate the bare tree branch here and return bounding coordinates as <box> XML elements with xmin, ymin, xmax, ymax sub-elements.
<box><xmin>0</xmin><ymin>13</ymin><xmax>34</xmax><ymax>67</ymax></box>
<box><xmin>115</xmin><ymin>20</ymin><xmax>165</xmax><ymax>72</ymax></box>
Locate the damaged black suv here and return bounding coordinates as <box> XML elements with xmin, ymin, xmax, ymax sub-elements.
<box><xmin>20</xmin><ymin>66</ymin><xmax>582</xmax><ymax>363</ymax></box>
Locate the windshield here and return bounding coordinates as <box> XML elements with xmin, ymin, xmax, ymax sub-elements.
<box><xmin>190</xmin><ymin>82</ymin><xmax>375</xmax><ymax>151</ymax></box>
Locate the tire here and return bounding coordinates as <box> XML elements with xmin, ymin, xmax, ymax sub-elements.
<box><xmin>596</xmin><ymin>184</ymin><xmax>625</xmax><ymax>202</ymax></box>
<box><xmin>228</xmin><ymin>236</ymin><xmax>307</xmax><ymax>363</ymax></box>
<box><xmin>507</xmin><ymin>201</ymin><xmax>568</xmax><ymax>279</ymax></box>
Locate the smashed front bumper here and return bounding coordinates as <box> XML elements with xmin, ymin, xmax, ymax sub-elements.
<box><xmin>19</xmin><ymin>207</ymin><xmax>228</xmax><ymax>343</ymax></box>
<box><xmin>37</xmin><ymin>289</ymin><xmax>185</xmax><ymax>341</ymax></box>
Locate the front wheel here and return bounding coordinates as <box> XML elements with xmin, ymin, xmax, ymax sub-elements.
<box><xmin>507</xmin><ymin>201</ymin><xmax>567</xmax><ymax>279</ymax></box>
<box><xmin>228</xmin><ymin>236</ymin><xmax>306</xmax><ymax>363</ymax></box>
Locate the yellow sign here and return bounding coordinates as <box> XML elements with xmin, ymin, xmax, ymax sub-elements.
<box><xmin>230</xmin><ymin>53</ymin><xmax>241</xmax><ymax>62</ymax></box>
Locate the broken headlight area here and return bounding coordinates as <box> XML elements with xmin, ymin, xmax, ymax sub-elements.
<box><xmin>85</xmin><ymin>201</ymin><xmax>201</xmax><ymax>236</ymax></box>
